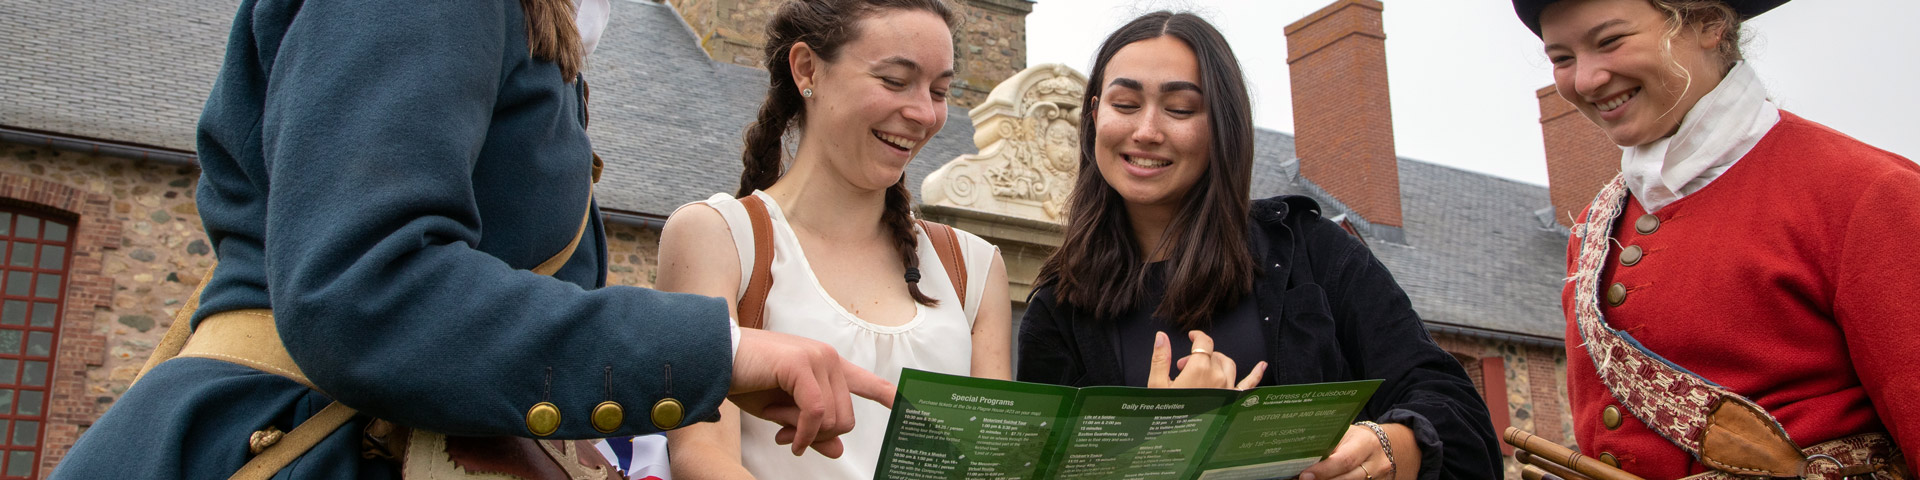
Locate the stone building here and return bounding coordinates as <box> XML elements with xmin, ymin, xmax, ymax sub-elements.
<box><xmin>663</xmin><ymin>0</ymin><xmax>1033</xmax><ymax>108</ymax></box>
<box><xmin>0</xmin><ymin>0</ymin><xmax>1608</xmax><ymax>477</ymax></box>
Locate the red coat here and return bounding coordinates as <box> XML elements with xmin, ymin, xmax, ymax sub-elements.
<box><xmin>1561</xmin><ymin>112</ymin><xmax>1920</xmax><ymax>478</ymax></box>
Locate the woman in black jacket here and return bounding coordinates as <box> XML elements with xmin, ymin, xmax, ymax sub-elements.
<box><xmin>1016</xmin><ymin>11</ymin><xmax>1499</xmax><ymax>480</ymax></box>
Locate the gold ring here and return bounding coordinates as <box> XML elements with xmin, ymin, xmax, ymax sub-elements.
<box><xmin>1360</xmin><ymin>464</ymin><xmax>1372</xmax><ymax>480</ymax></box>
<box><xmin>1191</xmin><ymin>348</ymin><xmax>1210</xmax><ymax>354</ymax></box>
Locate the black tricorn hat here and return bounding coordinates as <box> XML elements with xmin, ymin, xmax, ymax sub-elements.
<box><xmin>1514</xmin><ymin>0</ymin><xmax>1789</xmax><ymax>37</ymax></box>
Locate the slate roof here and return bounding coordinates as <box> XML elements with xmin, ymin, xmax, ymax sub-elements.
<box><xmin>0</xmin><ymin>0</ymin><xmax>232</xmax><ymax>151</ymax></box>
<box><xmin>0</xmin><ymin>0</ymin><xmax>1569</xmax><ymax>339</ymax></box>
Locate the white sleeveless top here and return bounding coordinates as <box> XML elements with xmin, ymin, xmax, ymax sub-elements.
<box><xmin>688</xmin><ymin>191</ymin><xmax>996</xmax><ymax>479</ymax></box>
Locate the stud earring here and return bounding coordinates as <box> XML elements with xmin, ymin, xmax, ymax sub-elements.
<box><xmin>802</xmin><ymin>88</ymin><xmax>813</xmax><ymax>98</ymax></box>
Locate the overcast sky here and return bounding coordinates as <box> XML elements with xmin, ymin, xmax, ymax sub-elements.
<box><xmin>1024</xmin><ymin>0</ymin><xmax>1920</xmax><ymax>186</ymax></box>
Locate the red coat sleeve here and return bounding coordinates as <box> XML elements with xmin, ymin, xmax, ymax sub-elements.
<box><xmin>1832</xmin><ymin>164</ymin><xmax>1920</xmax><ymax>473</ymax></box>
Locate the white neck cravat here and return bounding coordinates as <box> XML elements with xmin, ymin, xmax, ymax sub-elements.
<box><xmin>1619</xmin><ymin>61</ymin><xmax>1780</xmax><ymax>213</ymax></box>
<box><xmin>574</xmin><ymin>0</ymin><xmax>610</xmax><ymax>58</ymax></box>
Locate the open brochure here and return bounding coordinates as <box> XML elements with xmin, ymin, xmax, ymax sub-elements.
<box><xmin>875</xmin><ymin>369</ymin><xmax>1382</xmax><ymax>480</ymax></box>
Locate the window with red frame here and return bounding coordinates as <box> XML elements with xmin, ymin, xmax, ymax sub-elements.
<box><xmin>0</xmin><ymin>211</ymin><xmax>71</xmax><ymax>479</ymax></box>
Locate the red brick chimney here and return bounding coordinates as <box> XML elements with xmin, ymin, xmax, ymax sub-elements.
<box><xmin>1286</xmin><ymin>0</ymin><xmax>1401</xmax><ymax>228</ymax></box>
<box><xmin>1536</xmin><ymin>85</ymin><xmax>1622</xmax><ymax>227</ymax></box>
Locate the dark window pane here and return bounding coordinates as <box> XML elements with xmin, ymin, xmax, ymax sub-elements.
<box><xmin>16</xmin><ymin>391</ymin><xmax>40</xmax><ymax>416</ymax></box>
<box><xmin>4</xmin><ymin>450</ymin><xmax>26</xmax><ymax>476</ymax></box>
<box><xmin>7</xmin><ymin>242</ymin><xmax>31</xmax><ymax>268</ymax></box>
<box><xmin>0</xmin><ymin>301</ymin><xmax>23</xmax><ymax>326</ymax></box>
<box><xmin>5</xmin><ymin>272</ymin><xmax>28</xmax><ymax>296</ymax></box>
<box><xmin>11</xmin><ymin>420</ymin><xmax>35</xmax><ymax>447</ymax></box>
<box><xmin>34</xmin><ymin>273</ymin><xmax>59</xmax><ymax>299</ymax></box>
<box><xmin>42</xmin><ymin>222</ymin><xmax>66</xmax><ymax>242</ymax></box>
<box><xmin>29</xmin><ymin>303</ymin><xmax>54</xmax><ymax>328</ymax></box>
<box><xmin>5</xmin><ymin>450</ymin><xmax>26</xmax><ymax>476</ymax></box>
<box><xmin>24</xmin><ymin>332</ymin><xmax>49</xmax><ymax>357</ymax></box>
<box><xmin>15</xmin><ymin>216</ymin><xmax>37</xmax><ymax>239</ymax></box>
<box><xmin>0</xmin><ymin>390</ymin><xmax>12</xmax><ymax>414</ymax></box>
<box><xmin>0</xmin><ymin>359</ymin><xmax>15</xmax><ymax>384</ymax></box>
<box><xmin>0</xmin><ymin>213</ymin><xmax>11</xmax><ymax>236</ymax></box>
<box><xmin>37</xmin><ymin>245</ymin><xmax>62</xmax><ymax>270</ymax></box>
<box><xmin>0</xmin><ymin>331</ymin><xmax>19</xmax><ymax>355</ymax></box>
<box><xmin>21</xmin><ymin>361</ymin><xmax>44</xmax><ymax>387</ymax></box>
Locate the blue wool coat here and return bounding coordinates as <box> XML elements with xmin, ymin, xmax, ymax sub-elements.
<box><xmin>53</xmin><ymin>0</ymin><xmax>732</xmax><ymax>477</ymax></box>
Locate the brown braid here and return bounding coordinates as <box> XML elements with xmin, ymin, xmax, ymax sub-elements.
<box><xmin>735</xmin><ymin>81</ymin><xmax>800</xmax><ymax>197</ymax></box>
<box><xmin>885</xmin><ymin>177</ymin><xmax>939</xmax><ymax>306</ymax></box>
<box><xmin>522</xmin><ymin>0</ymin><xmax>584</xmax><ymax>81</ymax></box>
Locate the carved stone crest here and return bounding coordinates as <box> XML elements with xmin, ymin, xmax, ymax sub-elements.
<box><xmin>921</xmin><ymin>64</ymin><xmax>1087</xmax><ymax>223</ymax></box>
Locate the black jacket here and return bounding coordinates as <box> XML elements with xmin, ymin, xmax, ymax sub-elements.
<box><xmin>1017</xmin><ymin>195</ymin><xmax>1501</xmax><ymax>480</ymax></box>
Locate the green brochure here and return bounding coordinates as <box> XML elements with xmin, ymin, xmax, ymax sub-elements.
<box><xmin>874</xmin><ymin>369</ymin><xmax>1383</xmax><ymax>480</ymax></box>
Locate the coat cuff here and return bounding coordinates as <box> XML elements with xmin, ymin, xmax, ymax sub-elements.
<box><xmin>1377</xmin><ymin>408</ymin><xmax>1443</xmax><ymax>480</ymax></box>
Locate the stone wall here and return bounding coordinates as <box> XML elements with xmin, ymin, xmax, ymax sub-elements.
<box><xmin>674</xmin><ymin>0</ymin><xmax>774</xmax><ymax>68</ymax></box>
<box><xmin>0</xmin><ymin>142</ymin><xmax>201</xmax><ymax>406</ymax></box>
<box><xmin>603</xmin><ymin>223</ymin><xmax>661</xmax><ymax>288</ymax></box>
<box><xmin>0</xmin><ymin>141</ymin><xmax>198</xmax><ymax>474</ymax></box>
<box><xmin>948</xmin><ymin>0</ymin><xmax>1029</xmax><ymax>108</ymax></box>
<box><xmin>1433</xmin><ymin>331</ymin><xmax>1575</xmax><ymax>480</ymax></box>
<box><xmin>665</xmin><ymin>0</ymin><xmax>1031</xmax><ymax>109</ymax></box>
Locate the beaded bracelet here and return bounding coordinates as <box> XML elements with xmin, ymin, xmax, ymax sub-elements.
<box><xmin>1355</xmin><ymin>420</ymin><xmax>1398</xmax><ymax>479</ymax></box>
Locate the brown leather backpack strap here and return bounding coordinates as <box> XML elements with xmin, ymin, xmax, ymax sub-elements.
<box><xmin>736</xmin><ymin>195</ymin><xmax>776</xmax><ymax>330</ymax></box>
<box><xmin>916</xmin><ymin>219</ymin><xmax>967</xmax><ymax>309</ymax></box>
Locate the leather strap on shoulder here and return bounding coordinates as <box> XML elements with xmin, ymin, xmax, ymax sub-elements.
<box><xmin>917</xmin><ymin>219</ymin><xmax>966</xmax><ymax>309</ymax></box>
<box><xmin>231</xmin><ymin>402</ymin><xmax>358</xmax><ymax>480</ymax></box>
<box><xmin>737</xmin><ymin>195</ymin><xmax>776</xmax><ymax>330</ymax></box>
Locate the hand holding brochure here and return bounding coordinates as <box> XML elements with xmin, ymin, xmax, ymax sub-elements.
<box><xmin>875</xmin><ymin>369</ymin><xmax>1382</xmax><ymax>480</ymax></box>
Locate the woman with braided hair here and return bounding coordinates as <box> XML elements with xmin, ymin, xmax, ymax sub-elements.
<box><xmin>657</xmin><ymin>0</ymin><xmax>1012</xmax><ymax>478</ymax></box>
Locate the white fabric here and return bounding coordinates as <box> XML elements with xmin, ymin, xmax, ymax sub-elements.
<box><xmin>1619</xmin><ymin>61</ymin><xmax>1780</xmax><ymax>213</ymax></box>
<box><xmin>693</xmin><ymin>191</ymin><xmax>994</xmax><ymax>479</ymax></box>
<box><xmin>573</xmin><ymin>0</ymin><xmax>610</xmax><ymax>57</ymax></box>
<box><xmin>594</xmin><ymin>435</ymin><xmax>672</xmax><ymax>480</ymax></box>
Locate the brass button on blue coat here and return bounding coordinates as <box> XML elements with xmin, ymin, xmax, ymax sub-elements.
<box><xmin>526</xmin><ymin>402</ymin><xmax>561</xmax><ymax>437</ymax></box>
<box><xmin>651</xmin><ymin>398</ymin><xmax>685</xmax><ymax>430</ymax></box>
<box><xmin>592</xmin><ymin>401</ymin><xmax>625</xmax><ymax>434</ymax></box>
<box><xmin>1635</xmin><ymin>214</ymin><xmax>1660</xmax><ymax>235</ymax></box>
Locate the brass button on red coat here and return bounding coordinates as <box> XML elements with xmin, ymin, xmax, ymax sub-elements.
<box><xmin>1635</xmin><ymin>214</ymin><xmax>1660</xmax><ymax>235</ymax></box>
<box><xmin>1602</xmin><ymin>405</ymin><xmax>1624</xmax><ymax>430</ymax></box>
<box><xmin>1620</xmin><ymin>245</ymin><xmax>1643</xmax><ymax>266</ymax></box>
<box><xmin>1599</xmin><ymin>452</ymin><xmax>1620</xmax><ymax>468</ymax></box>
<box><xmin>1607</xmin><ymin>283</ymin><xmax>1628</xmax><ymax>306</ymax></box>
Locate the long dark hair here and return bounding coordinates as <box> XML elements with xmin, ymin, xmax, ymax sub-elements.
<box><xmin>1037</xmin><ymin>11</ymin><xmax>1255</xmax><ymax>330</ymax></box>
<box><xmin>736</xmin><ymin>0</ymin><xmax>956</xmax><ymax>306</ymax></box>
<box><xmin>521</xmin><ymin>0</ymin><xmax>584</xmax><ymax>80</ymax></box>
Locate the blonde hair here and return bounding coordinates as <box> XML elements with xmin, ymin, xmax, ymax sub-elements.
<box><xmin>1646</xmin><ymin>0</ymin><xmax>1744</xmax><ymax>123</ymax></box>
<box><xmin>1650</xmin><ymin>0</ymin><xmax>1745</xmax><ymax>71</ymax></box>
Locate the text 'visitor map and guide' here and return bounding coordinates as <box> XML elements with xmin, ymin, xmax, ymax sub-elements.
<box><xmin>874</xmin><ymin>369</ymin><xmax>1382</xmax><ymax>480</ymax></box>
